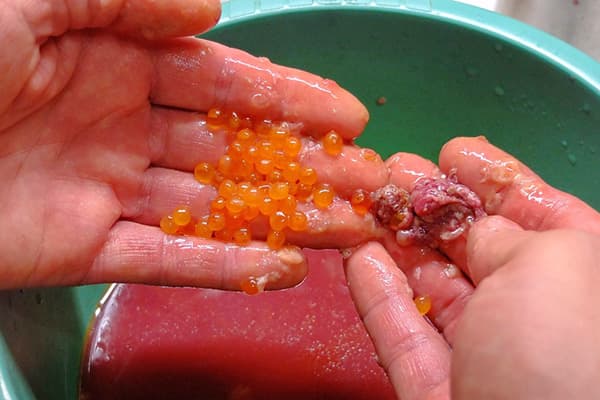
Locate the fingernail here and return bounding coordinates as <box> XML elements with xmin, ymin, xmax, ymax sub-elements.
<box><xmin>276</xmin><ymin>246</ymin><xmax>306</xmax><ymax>267</ymax></box>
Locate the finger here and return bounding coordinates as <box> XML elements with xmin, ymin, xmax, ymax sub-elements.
<box><xmin>150</xmin><ymin>38</ymin><xmax>369</xmax><ymax>138</ymax></box>
<box><xmin>299</xmin><ymin>143</ymin><xmax>387</xmax><ymax>198</ymax></box>
<box><xmin>126</xmin><ymin>167</ymin><xmax>386</xmax><ymax>248</ymax></box>
<box><xmin>383</xmin><ymin>153</ymin><xmax>476</xmax><ymax>342</ymax></box>
<box><xmin>439</xmin><ymin>137</ymin><xmax>600</xmax><ymax>234</ymax></box>
<box><xmin>85</xmin><ymin>221</ymin><xmax>307</xmax><ymax>289</ymax></box>
<box><xmin>466</xmin><ymin>215</ymin><xmax>600</xmax><ymax>284</ymax></box>
<box><xmin>382</xmin><ymin>234</ymin><xmax>473</xmax><ymax>344</ymax></box>
<box><xmin>251</xmin><ymin>198</ymin><xmax>384</xmax><ymax>248</ymax></box>
<box><xmin>149</xmin><ymin>107</ymin><xmax>228</xmax><ymax>170</ymax></box>
<box><xmin>386</xmin><ymin>152</ymin><xmax>468</xmax><ymax>270</ymax></box>
<box><xmin>465</xmin><ymin>215</ymin><xmax>528</xmax><ymax>284</ymax></box>
<box><xmin>2</xmin><ymin>0</ymin><xmax>220</xmax><ymax>126</ymax></box>
<box><xmin>149</xmin><ymin>107</ymin><xmax>387</xmax><ymax>197</ymax></box>
<box><xmin>21</xmin><ymin>0</ymin><xmax>220</xmax><ymax>41</ymax></box>
<box><xmin>345</xmin><ymin>242</ymin><xmax>451</xmax><ymax>400</ymax></box>
<box><xmin>110</xmin><ymin>0</ymin><xmax>221</xmax><ymax>39</ymax></box>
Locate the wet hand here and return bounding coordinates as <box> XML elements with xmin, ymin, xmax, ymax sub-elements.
<box><xmin>0</xmin><ymin>0</ymin><xmax>378</xmax><ymax>289</ymax></box>
<box><xmin>344</xmin><ymin>137</ymin><xmax>600</xmax><ymax>399</ymax></box>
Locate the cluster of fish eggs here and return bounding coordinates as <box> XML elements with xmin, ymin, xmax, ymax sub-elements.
<box><xmin>159</xmin><ymin>108</ymin><xmax>374</xmax><ymax>250</ymax></box>
<box><xmin>159</xmin><ymin>108</ymin><xmax>433</xmax><ymax>310</ymax></box>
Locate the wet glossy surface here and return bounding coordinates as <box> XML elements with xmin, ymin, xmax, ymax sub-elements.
<box><xmin>80</xmin><ymin>250</ymin><xmax>395</xmax><ymax>399</ymax></box>
<box><xmin>4</xmin><ymin>5</ymin><xmax>600</xmax><ymax>399</ymax></box>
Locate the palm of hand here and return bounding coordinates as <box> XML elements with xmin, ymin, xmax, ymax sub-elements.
<box><xmin>1</xmin><ymin>31</ymin><xmax>153</xmax><ymax>287</ymax></box>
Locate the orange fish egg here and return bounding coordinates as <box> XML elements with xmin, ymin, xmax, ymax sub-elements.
<box><xmin>272</xmin><ymin>150</ymin><xmax>289</xmax><ymax>170</ymax></box>
<box><xmin>233</xmin><ymin>227</ymin><xmax>252</xmax><ymax>246</ymax></box>
<box><xmin>255</xmin><ymin>158</ymin><xmax>274</xmax><ymax>175</ymax></box>
<box><xmin>414</xmin><ymin>295</ymin><xmax>432</xmax><ymax>316</ymax></box>
<box><xmin>313</xmin><ymin>184</ymin><xmax>335</xmax><ymax>209</ymax></box>
<box><xmin>278</xmin><ymin>195</ymin><xmax>297</xmax><ymax>215</ymax></box>
<box><xmin>206</xmin><ymin>108</ymin><xmax>227</xmax><ymax>129</ymax></box>
<box><xmin>218</xmin><ymin>179</ymin><xmax>237</xmax><ymax>199</ymax></box>
<box><xmin>269</xmin><ymin>210</ymin><xmax>289</xmax><ymax>231</ymax></box>
<box><xmin>194</xmin><ymin>162</ymin><xmax>215</xmax><ymax>184</ymax></box>
<box><xmin>350</xmin><ymin>189</ymin><xmax>373</xmax><ymax>216</ymax></box>
<box><xmin>257</xmin><ymin>140</ymin><xmax>274</xmax><ymax>159</ymax></box>
<box><xmin>208</xmin><ymin>212</ymin><xmax>226</xmax><ymax>232</ymax></box>
<box><xmin>259</xmin><ymin>196</ymin><xmax>278</xmax><ymax>216</ymax></box>
<box><xmin>283</xmin><ymin>136</ymin><xmax>302</xmax><ymax>158</ymax></box>
<box><xmin>267</xmin><ymin>169</ymin><xmax>283</xmax><ymax>183</ymax></box>
<box><xmin>218</xmin><ymin>155</ymin><xmax>234</xmax><ymax>175</ymax></box>
<box><xmin>210</xmin><ymin>196</ymin><xmax>226</xmax><ymax>211</ymax></box>
<box><xmin>226</xmin><ymin>195</ymin><xmax>246</xmax><ymax>214</ymax></box>
<box><xmin>299</xmin><ymin>167</ymin><xmax>318</xmax><ymax>185</ymax></box>
<box><xmin>288</xmin><ymin>211</ymin><xmax>308</xmax><ymax>232</ymax></box>
<box><xmin>241</xmin><ymin>187</ymin><xmax>261</xmax><ymax>207</ymax></box>
<box><xmin>228</xmin><ymin>141</ymin><xmax>245</xmax><ymax>158</ymax></box>
<box><xmin>322</xmin><ymin>130</ymin><xmax>344</xmax><ymax>156</ymax></box>
<box><xmin>267</xmin><ymin>229</ymin><xmax>286</xmax><ymax>250</ymax></box>
<box><xmin>243</xmin><ymin>206</ymin><xmax>260</xmax><ymax>221</ymax></box>
<box><xmin>159</xmin><ymin>215</ymin><xmax>179</xmax><ymax>235</ymax></box>
<box><xmin>172</xmin><ymin>207</ymin><xmax>192</xmax><ymax>226</ymax></box>
<box><xmin>269</xmin><ymin>182</ymin><xmax>289</xmax><ymax>201</ymax></box>
<box><xmin>282</xmin><ymin>161</ymin><xmax>300</xmax><ymax>183</ymax></box>
<box><xmin>236</xmin><ymin>128</ymin><xmax>255</xmax><ymax>143</ymax></box>
<box><xmin>194</xmin><ymin>220</ymin><xmax>212</xmax><ymax>239</ymax></box>
<box><xmin>228</xmin><ymin>111</ymin><xmax>241</xmax><ymax>129</ymax></box>
<box><xmin>240</xmin><ymin>277</ymin><xmax>260</xmax><ymax>295</ymax></box>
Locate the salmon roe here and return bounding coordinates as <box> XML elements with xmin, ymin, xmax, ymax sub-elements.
<box><xmin>414</xmin><ymin>295</ymin><xmax>432</xmax><ymax>316</ymax></box>
<box><xmin>239</xmin><ymin>277</ymin><xmax>261</xmax><ymax>295</ymax></box>
<box><xmin>350</xmin><ymin>189</ymin><xmax>373</xmax><ymax>216</ymax></box>
<box><xmin>322</xmin><ymin>130</ymin><xmax>344</xmax><ymax>156</ymax></box>
<box><xmin>159</xmin><ymin>108</ymin><xmax>379</xmax><ymax>257</ymax></box>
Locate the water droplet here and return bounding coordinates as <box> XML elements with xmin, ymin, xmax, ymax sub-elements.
<box><xmin>494</xmin><ymin>86</ymin><xmax>505</xmax><ymax>96</ymax></box>
<box><xmin>465</xmin><ymin>66</ymin><xmax>479</xmax><ymax>77</ymax></box>
<box><xmin>560</xmin><ymin>139</ymin><xmax>568</xmax><ymax>148</ymax></box>
<box><xmin>578</xmin><ymin>139</ymin><xmax>585</xmax><ymax>146</ymax></box>
<box><xmin>494</xmin><ymin>43</ymin><xmax>504</xmax><ymax>52</ymax></box>
<box><xmin>567</xmin><ymin>153</ymin><xmax>577</xmax><ymax>166</ymax></box>
<box><xmin>590</xmin><ymin>146</ymin><xmax>597</xmax><ymax>154</ymax></box>
<box><xmin>581</xmin><ymin>103</ymin><xmax>591</xmax><ymax>114</ymax></box>
<box><xmin>250</xmin><ymin>93</ymin><xmax>270</xmax><ymax>109</ymax></box>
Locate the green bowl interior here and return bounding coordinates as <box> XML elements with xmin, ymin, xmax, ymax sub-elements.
<box><xmin>1</xmin><ymin>4</ymin><xmax>599</xmax><ymax>399</ymax></box>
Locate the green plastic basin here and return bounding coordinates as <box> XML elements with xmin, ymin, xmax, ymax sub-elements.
<box><xmin>1</xmin><ymin>1</ymin><xmax>599</xmax><ymax>398</ymax></box>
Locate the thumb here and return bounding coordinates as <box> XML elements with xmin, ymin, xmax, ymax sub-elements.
<box><xmin>465</xmin><ymin>215</ymin><xmax>528</xmax><ymax>284</ymax></box>
<box><xmin>18</xmin><ymin>0</ymin><xmax>221</xmax><ymax>42</ymax></box>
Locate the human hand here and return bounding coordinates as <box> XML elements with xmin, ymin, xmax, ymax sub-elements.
<box><xmin>344</xmin><ymin>137</ymin><xmax>600</xmax><ymax>399</ymax></box>
<box><xmin>0</xmin><ymin>0</ymin><xmax>383</xmax><ymax>289</ymax></box>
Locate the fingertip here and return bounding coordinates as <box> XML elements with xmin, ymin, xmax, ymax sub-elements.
<box><xmin>439</xmin><ymin>136</ymin><xmax>483</xmax><ymax>171</ymax></box>
<box><xmin>349</xmin><ymin>99</ymin><xmax>370</xmax><ymax>137</ymax></box>
<box><xmin>345</xmin><ymin>242</ymin><xmax>452</xmax><ymax>400</ymax></box>
<box><xmin>233</xmin><ymin>244</ymin><xmax>308</xmax><ymax>293</ymax></box>
<box><xmin>385</xmin><ymin>152</ymin><xmax>442</xmax><ymax>190</ymax></box>
<box><xmin>270</xmin><ymin>245</ymin><xmax>308</xmax><ymax>288</ymax></box>
<box><xmin>466</xmin><ymin>216</ymin><xmax>524</xmax><ymax>283</ymax></box>
<box><xmin>345</xmin><ymin>241</ymin><xmax>413</xmax><ymax>316</ymax></box>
